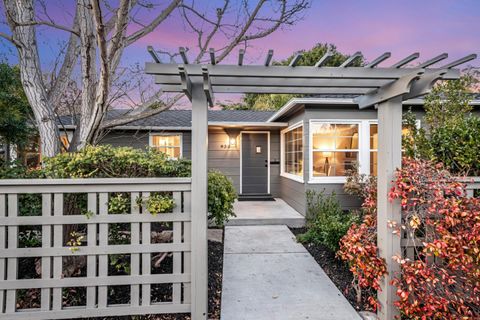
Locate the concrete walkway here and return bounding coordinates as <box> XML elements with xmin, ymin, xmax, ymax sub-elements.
<box><xmin>227</xmin><ymin>199</ymin><xmax>305</xmax><ymax>228</ymax></box>
<box><xmin>221</xmin><ymin>225</ymin><xmax>361</xmax><ymax>320</ymax></box>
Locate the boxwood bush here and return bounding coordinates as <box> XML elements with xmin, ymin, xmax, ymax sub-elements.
<box><xmin>297</xmin><ymin>190</ymin><xmax>359</xmax><ymax>252</ymax></box>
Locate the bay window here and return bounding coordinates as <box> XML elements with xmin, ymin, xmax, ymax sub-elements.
<box><xmin>310</xmin><ymin>122</ymin><xmax>359</xmax><ymax>181</ymax></box>
<box><xmin>281</xmin><ymin>122</ymin><xmax>304</xmax><ymax>182</ymax></box>
<box><xmin>149</xmin><ymin>133</ymin><xmax>182</xmax><ymax>159</ymax></box>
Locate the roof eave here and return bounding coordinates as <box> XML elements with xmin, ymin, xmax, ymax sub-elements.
<box><xmin>267</xmin><ymin>97</ymin><xmax>480</xmax><ymax>122</ymax></box>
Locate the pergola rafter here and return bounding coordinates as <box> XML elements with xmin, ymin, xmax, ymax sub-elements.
<box><xmin>145</xmin><ymin>47</ymin><xmax>476</xmax><ymax>320</ymax></box>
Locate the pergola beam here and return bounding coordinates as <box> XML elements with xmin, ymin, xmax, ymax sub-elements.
<box><xmin>340</xmin><ymin>51</ymin><xmax>362</xmax><ymax>67</ymax></box>
<box><xmin>179</xmin><ymin>47</ymin><xmax>189</xmax><ymax>64</ymax></box>
<box><xmin>418</xmin><ymin>53</ymin><xmax>448</xmax><ymax>68</ymax></box>
<box><xmin>154</xmin><ymin>75</ymin><xmax>394</xmax><ymax>87</ymax></box>
<box><xmin>202</xmin><ymin>67</ymin><xmax>214</xmax><ymax>107</ymax></box>
<box><xmin>238</xmin><ymin>49</ymin><xmax>245</xmax><ymax>66</ymax></box>
<box><xmin>147</xmin><ymin>46</ymin><xmax>161</xmax><ymax>63</ymax></box>
<box><xmin>209</xmin><ymin>48</ymin><xmax>216</xmax><ymax>65</ymax></box>
<box><xmin>403</xmin><ymin>70</ymin><xmax>447</xmax><ymax>100</ymax></box>
<box><xmin>264</xmin><ymin>49</ymin><xmax>274</xmax><ymax>66</ymax></box>
<box><xmin>390</xmin><ymin>52</ymin><xmax>419</xmax><ymax>68</ymax></box>
<box><xmin>355</xmin><ymin>70</ymin><xmax>424</xmax><ymax>109</ymax></box>
<box><xmin>178</xmin><ymin>65</ymin><xmax>192</xmax><ymax>100</ymax></box>
<box><xmin>440</xmin><ymin>53</ymin><xmax>477</xmax><ymax>69</ymax></box>
<box><xmin>365</xmin><ymin>52</ymin><xmax>391</xmax><ymax>68</ymax></box>
<box><xmin>146</xmin><ymin>63</ymin><xmax>460</xmax><ymax>80</ymax></box>
<box><xmin>315</xmin><ymin>51</ymin><xmax>333</xmax><ymax>67</ymax></box>
<box><xmin>289</xmin><ymin>54</ymin><xmax>303</xmax><ymax>67</ymax></box>
<box><xmin>157</xmin><ymin>85</ymin><xmax>372</xmax><ymax>95</ymax></box>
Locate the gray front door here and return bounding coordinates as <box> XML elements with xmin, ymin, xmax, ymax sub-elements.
<box><xmin>241</xmin><ymin>132</ymin><xmax>269</xmax><ymax>194</ymax></box>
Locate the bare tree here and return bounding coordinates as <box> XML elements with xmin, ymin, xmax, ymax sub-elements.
<box><xmin>0</xmin><ymin>0</ymin><xmax>309</xmax><ymax>156</ymax></box>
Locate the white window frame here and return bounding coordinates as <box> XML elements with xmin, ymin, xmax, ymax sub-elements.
<box><xmin>149</xmin><ymin>132</ymin><xmax>183</xmax><ymax>159</ymax></box>
<box><xmin>309</xmin><ymin>119</ymin><xmax>368</xmax><ymax>184</ymax></box>
<box><xmin>280</xmin><ymin>121</ymin><xmax>304</xmax><ymax>183</ymax></box>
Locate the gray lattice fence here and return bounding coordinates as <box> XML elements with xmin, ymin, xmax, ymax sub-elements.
<box><xmin>0</xmin><ymin>178</ymin><xmax>195</xmax><ymax>319</ymax></box>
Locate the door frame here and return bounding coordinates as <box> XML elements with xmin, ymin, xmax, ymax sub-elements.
<box><xmin>239</xmin><ymin>131</ymin><xmax>271</xmax><ymax>194</ymax></box>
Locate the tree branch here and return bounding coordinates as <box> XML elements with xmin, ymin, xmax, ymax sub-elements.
<box><xmin>0</xmin><ymin>31</ymin><xmax>19</xmax><ymax>46</ymax></box>
<box><xmin>125</xmin><ymin>0</ymin><xmax>181</xmax><ymax>46</ymax></box>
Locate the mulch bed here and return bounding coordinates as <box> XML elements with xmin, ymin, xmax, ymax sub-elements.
<box><xmin>103</xmin><ymin>240</ymin><xmax>224</xmax><ymax>320</ymax></box>
<box><xmin>290</xmin><ymin>227</ymin><xmax>368</xmax><ymax>311</ymax></box>
<box><xmin>16</xmin><ymin>240</ymin><xmax>224</xmax><ymax>320</ymax></box>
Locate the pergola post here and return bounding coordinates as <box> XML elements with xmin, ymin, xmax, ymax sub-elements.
<box><xmin>376</xmin><ymin>96</ymin><xmax>403</xmax><ymax>320</ymax></box>
<box><xmin>190</xmin><ymin>82</ymin><xmax>209</xmax><ymax>320</ymax></box>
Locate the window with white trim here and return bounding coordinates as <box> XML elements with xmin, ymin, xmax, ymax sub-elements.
<box><xmin>311</xmin><ymin>122</ymin><xmax>359</xmax><ymax>178</ymax></box>
<box><xmin>281</xmin><ymin>123</ymin><xmax>303</xmax><ymax>181</ymax></box>
<box><xmin>150</xmin><ymin>133</ymin><xmax>182</xmax><ymax>159</ymax></box>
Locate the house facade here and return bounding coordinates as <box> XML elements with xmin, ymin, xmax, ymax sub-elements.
<box><xmin>56</xmin><ymin>96</ymin><xmax>479</xmax><ymax>216</ymax></box>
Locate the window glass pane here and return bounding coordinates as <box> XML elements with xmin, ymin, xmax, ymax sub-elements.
<box><xmin>370</xmin><ymin>151</ymin><xmax>378</xmax><ymax>176</ymax></box>
<box><xmin>312</xmin><ymin>151</ymin><xmax>358</xmax><ymax>177</ymax></box>
<box><xmin>151</xmin><ymin>135</ymin><xmax>181</xmax><ymax>159</ymax></box>
<box><xmin>311</xmin><ymin>122</ymin><xmax>359</xmax><ymax>177</ymax></box>
<box><xmin>335</xmin><ymin>124</ymin><xmax>359</xmax><ymax>149</ymax></box>
<box><xmin>282</xmin><ymin>126</ymin><xmax>303</xmax><ymax>177</ymax></box>
<box><xmin>370</xmin><ymin>124</ymin><xmax>378</xmax><ymax>150</ymax></box>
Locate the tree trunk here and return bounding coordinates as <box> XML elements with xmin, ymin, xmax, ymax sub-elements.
<box><xmin>5</xmin><ymin>0</ymin><xmax>60</xmax><ymax>157</ymax></box>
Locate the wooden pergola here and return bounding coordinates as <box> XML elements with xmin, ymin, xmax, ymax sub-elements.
<box><xmin>145</xmin><ymin>48</ymin><xmax>476</xmax><ymax>320</ymax></box>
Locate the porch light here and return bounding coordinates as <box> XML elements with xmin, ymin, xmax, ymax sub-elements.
<box><xmin>229</xmin><ymin>137</ymin><xmax>236</xmax><ymax>147</ymax></box>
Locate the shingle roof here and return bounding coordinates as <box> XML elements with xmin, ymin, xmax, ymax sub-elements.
<box><xmin>58</xmin><ymin>110</ymin><xmax>276</xmax><ymax>128</ymax></box>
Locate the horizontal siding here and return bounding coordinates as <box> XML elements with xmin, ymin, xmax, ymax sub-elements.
<box><xmin>208</xmin><ymin>130</ymin><xmax>240</xmax><ymax>192</ymax></box>
<box><xmin>99</xmin><ymin>131</ymin><xmax>149</xmax><ymax>149</ymax></box>
<box><xmin>280</xmin><ymin>176</ymin><xmax>306</xmax><ymax>215</ymax></box>
<box><xmin>306</xmin><ymin>183</ymin><xmax>362</xmax><ymax>210</ymax></box>
<box><xmin>99</xmin><ymin>130</ymin><xmax>192</xmax><ymax>159</ymax></box>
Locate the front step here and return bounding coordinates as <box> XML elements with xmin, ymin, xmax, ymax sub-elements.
<box><xmin>227</xmin><ymin>198</ymin><xmax>305</xmax><ymax>228</ymax></box>
<box><xmin>237</xmin><ymin>193</ymin><xmax>275</xmax><ymax>201</ymax></box>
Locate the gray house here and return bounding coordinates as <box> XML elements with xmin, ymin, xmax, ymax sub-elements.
<box><xmin>59</xmin><ymin>96</ymin><xmax>479</xmax><ymax>216</ymax></box>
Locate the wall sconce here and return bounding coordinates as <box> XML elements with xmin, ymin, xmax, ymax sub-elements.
<box><xmin>221</xmin><ymin>136</ymin><xmax>237</xmax><ymax>149</ymax></box>
<box><xmin>221</xmin><ymin>129</ymin><xmax>239</xmax><ymax>149</ymax></box>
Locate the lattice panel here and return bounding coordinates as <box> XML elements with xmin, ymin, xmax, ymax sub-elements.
<box><xmin>0</xmin><ymin>179</ymin><xmax>193</xmax><ymax>320</ymax></box>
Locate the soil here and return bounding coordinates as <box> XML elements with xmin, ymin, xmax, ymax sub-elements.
<box><xmin>290</xmin><ymin>227</ymin><xmax>369</xmax><ymax>311</ymax></box>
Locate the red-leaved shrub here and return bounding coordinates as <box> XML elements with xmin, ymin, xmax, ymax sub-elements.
<box><xmin>338</xmin><ymin>158</ymin><xmax>480</xmax><ymax>318</ymax></box>
<box><xmin>337</xmin><ymin>172</ymin><xmax>387</xmax><ymax>311</ymax></box>
<box><xmin>389</xmin><ymin>159</ymin><xmax>480</xmax><ymax>319</ymax></box>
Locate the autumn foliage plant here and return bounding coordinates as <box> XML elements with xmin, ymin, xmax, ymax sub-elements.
<box><xmin>338</xmin><ymin>158</ymin><xmax>480</xmax><ymax>318</ymax></box>
<box><xmin>389</xmin><ymin>159</ymin><xmax>480</xmax><ymax>319</ymax></box>
<box><xmin>337</xmin><ymin>168</ymin><xmax>386</xmax><ymax>311</ymax></box>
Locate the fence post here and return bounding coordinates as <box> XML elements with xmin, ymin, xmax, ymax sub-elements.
<box><xmin>190</xmin><ymin>82</ymin><xmax>209</xmax><ymax>319</ymax></box>
<box><xmin>377</xmin><ymin>96</ymin><xmax>402</xmax><ymax>319</ymax></box>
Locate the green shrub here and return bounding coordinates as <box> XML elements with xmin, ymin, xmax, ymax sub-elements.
<box><xmin>428</xmin><ymin>116</ymin><xmax>480</xmax><ymax>176</ymax></box>
<box><xmin>208</xmin><ymin>170</ymin><xmax>237</xmax><ymax>227</ymax></box>
<box><xmin>42</xmin><ymin>145</ymin><xmax>191</xmax><ymax>178</ymax></box>
<box><xmin>145</xmin><ymin>194</ymin><xmax>175</xmax><ymax>215</ymax></box>
<box><xmin>402</xmin><ymin>76</ymin><xmax>480</xmax><ymax>176</ymax></box>
<box><xmin>297</xmin><ymin>190</ymin><xmax>359</xmax><ymax>252</ymax></box>
<box><xmin>0</xmin><ymin>145</ymin><xmax>237</xmax><ymax>227</ymax></box>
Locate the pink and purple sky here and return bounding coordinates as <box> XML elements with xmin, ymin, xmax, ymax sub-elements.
<box><xmin>1</xmin><ymin>0</ymin><xmax>479</xmax><ymax>105</ymax></box>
